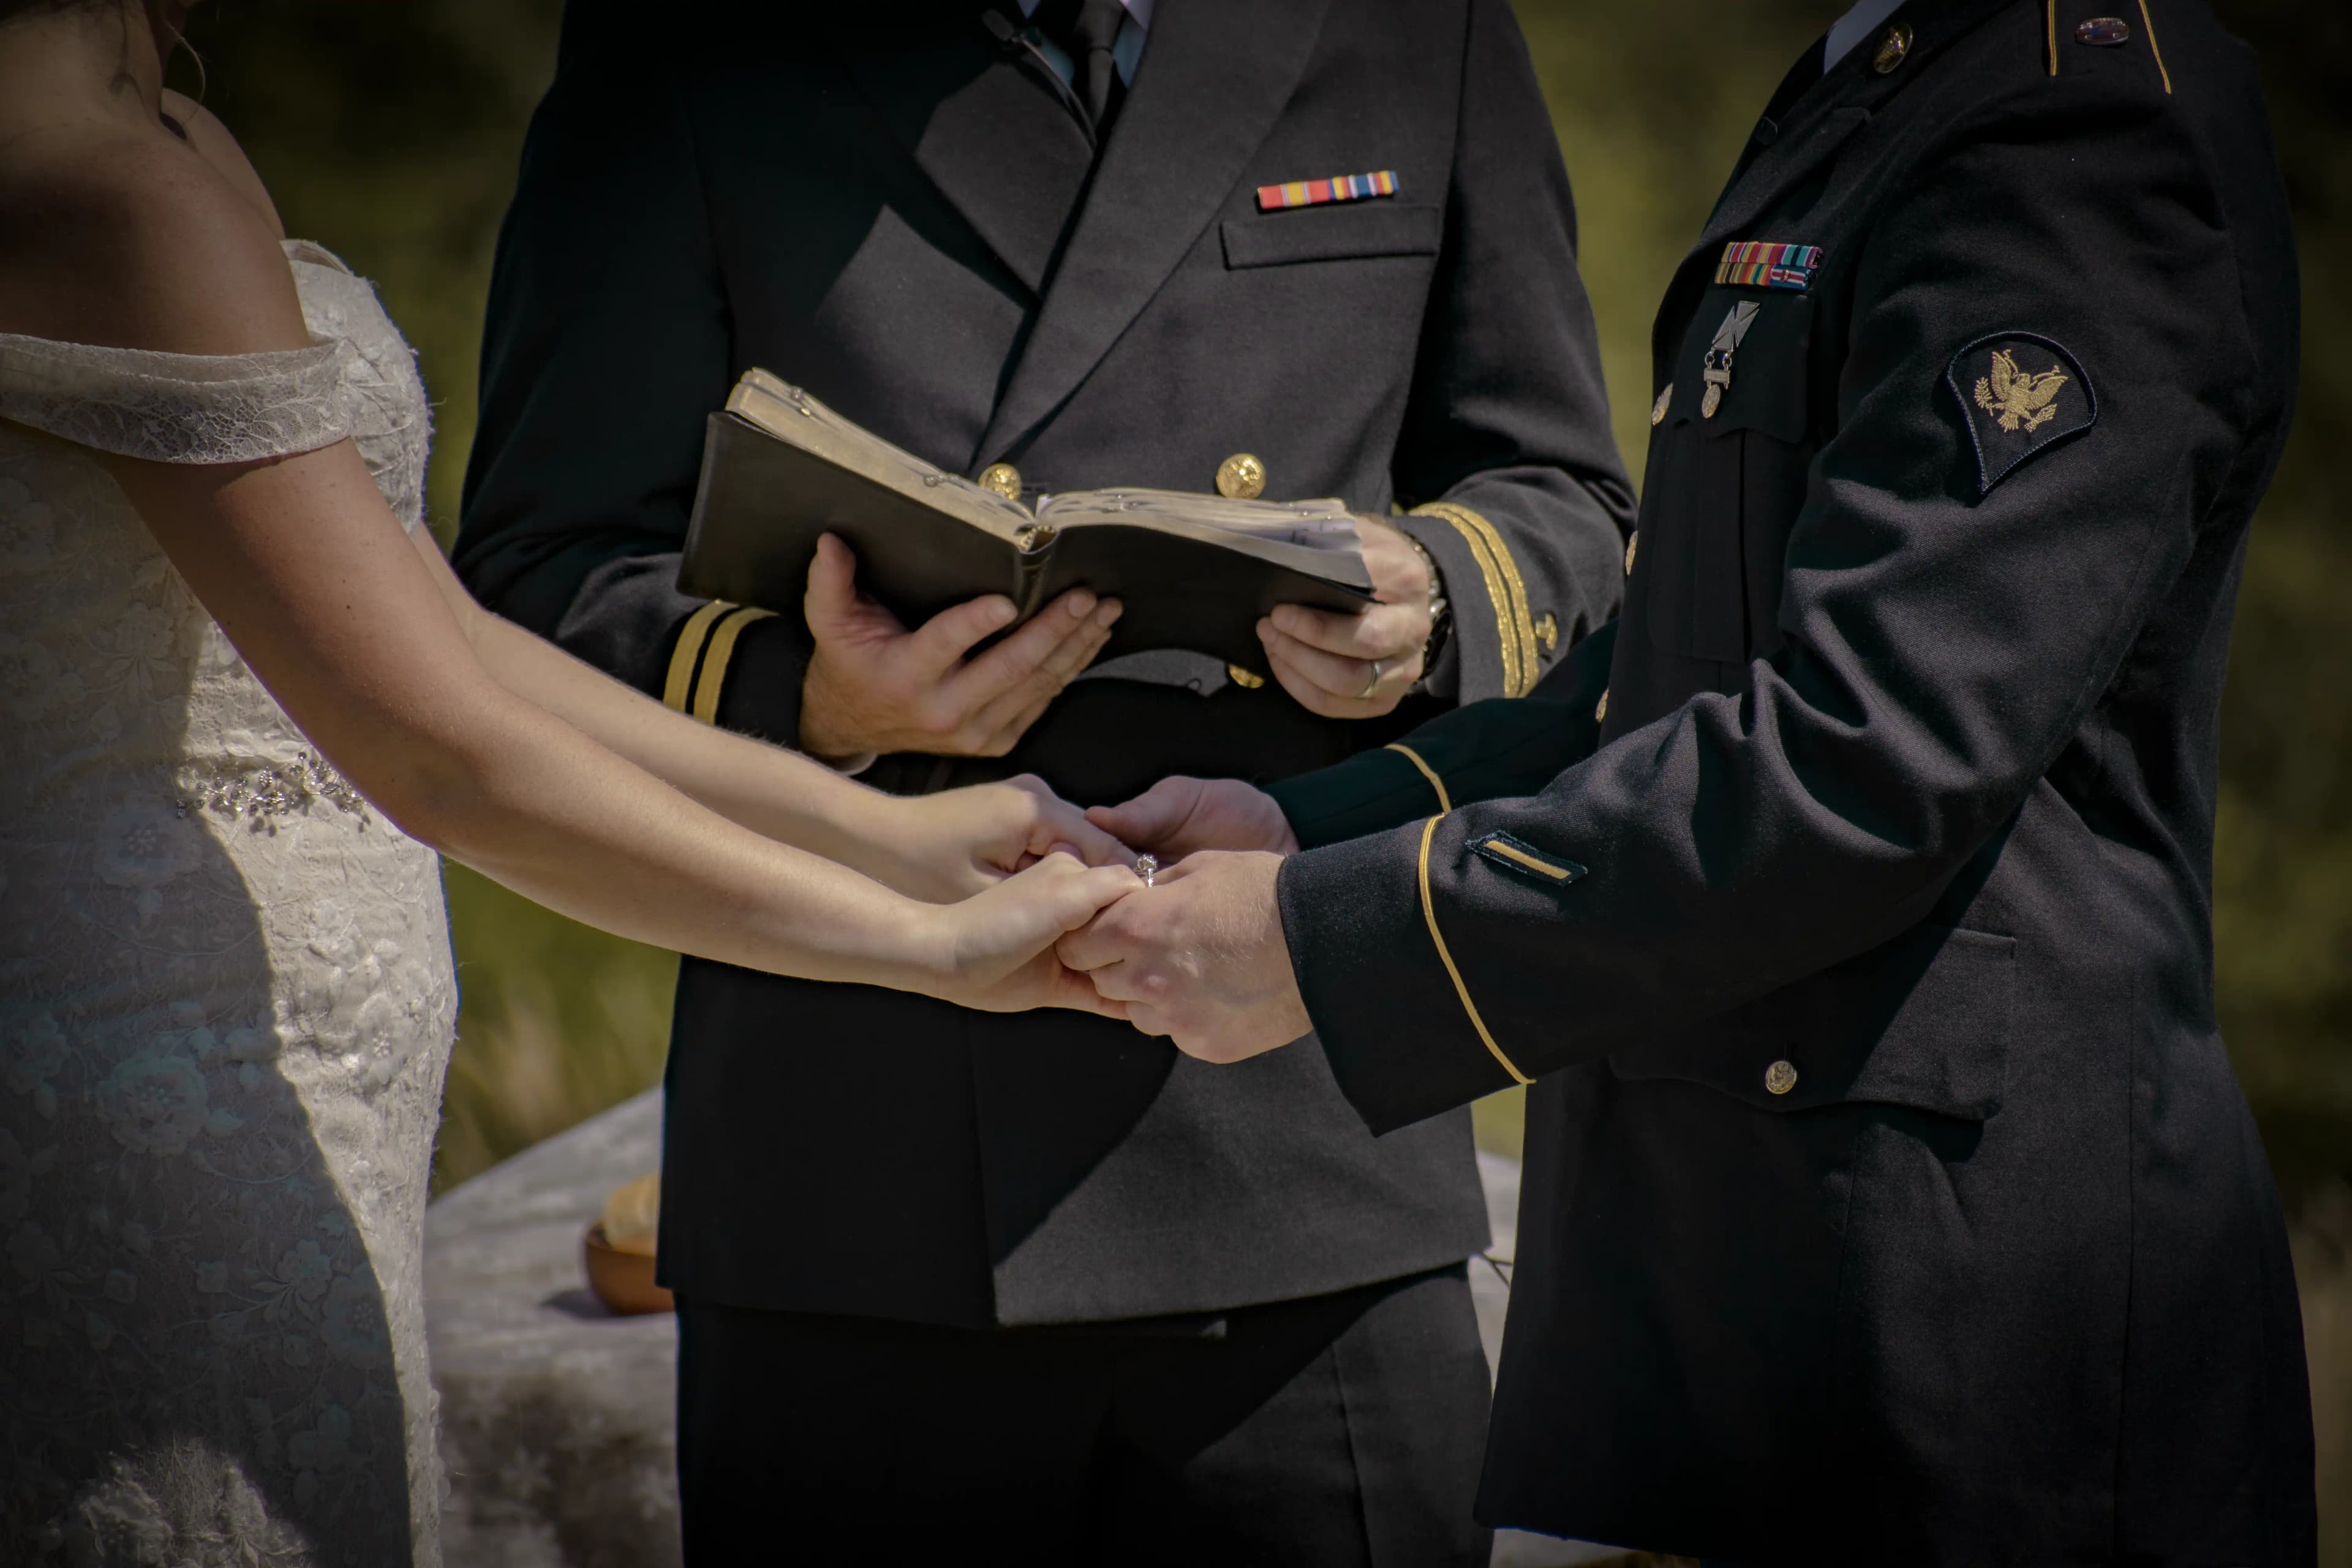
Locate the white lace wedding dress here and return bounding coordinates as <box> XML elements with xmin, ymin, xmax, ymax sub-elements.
<box><xmin>0</xmin><ymin>241</ymin><xmax>456</xmax><ymax>1566</ymax></box>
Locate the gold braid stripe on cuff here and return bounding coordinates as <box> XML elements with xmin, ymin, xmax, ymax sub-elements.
<box><xmin>691</xmin><ymin>607</ymin><xmax>778</xmax><ymax>724</ymax></box>
<box><xmin>1415</xmin><ymin>814</ymin><xmax>1532</xmax><ymax>1085</ymax></box>
<box><xmin>1410</xmin><ymin>502</ymin><xmax>1540</xmax><ymax>698</ymax></box>
<box><xmin>1385</xmin><ymin>743</ymin><xmax>1452</xmax><ymax>813</ymax></box>
<box><xmin>663</xmin><ymin>601</ymin><xmax>736</xmax><ymax>714</ymax></box>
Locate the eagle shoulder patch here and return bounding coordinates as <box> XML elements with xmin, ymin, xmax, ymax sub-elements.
<box><xmin>1945</xmin><ymin>331</ymin><xmax>2097</xmax><ymax>496</ymax></box>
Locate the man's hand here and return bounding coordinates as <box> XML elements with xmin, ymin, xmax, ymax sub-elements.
<box><xmin>1257</xmin><ymin>517</ymin><xmax>1433</xmax><ymax>719</ymax></box>
<box><xmin>1057</xmin><ymin>851</ymin><xmax>1310</xmax><ymax>1063</ymax></box>
<box><xmin>1085</xmin><ymin>776</ymin><xmax>1299</xmax><ymax>861</ymax></box>
<box><xmin>799</xmin><ymin>533</ymin><xmax>1122</xmax><ymax>763</ymax></box>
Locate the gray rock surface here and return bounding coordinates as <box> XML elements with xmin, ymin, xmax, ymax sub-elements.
<box><xmin>427</xmin><ymin>1088</ymin><xmax>679</xmax><ymax>1568</ymax></box>
<box><xmin>425</xmin><ymin>1090</ymin><xmax>1619</xmax><ymax>1566</ymax></box>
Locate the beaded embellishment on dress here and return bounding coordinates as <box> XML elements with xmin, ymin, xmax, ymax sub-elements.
<box><xmin>179</xmin><ymin>749</ymin><xmax>372</xmax><ymax>827</ymax></box>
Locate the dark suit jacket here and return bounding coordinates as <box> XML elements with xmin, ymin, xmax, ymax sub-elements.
<box><xmin>1268</xmin><ymin>0</ymin><xmax>2315</xmax><ymax>1557</ymax></box>
<box><xmin>456</xmin><ymin>0</ymin><xmax>1632</xmax><ymax>1325</ymax></box>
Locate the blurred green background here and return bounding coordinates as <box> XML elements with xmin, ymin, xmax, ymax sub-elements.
<box><xmin>176</xmin><ymin>0</ymin><xmax>2349</xmax><ymax>1548</ymax></box>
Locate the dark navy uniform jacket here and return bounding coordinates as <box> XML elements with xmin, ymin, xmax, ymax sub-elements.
<box><xmin>1267</xmin><ymin>0</ymin><xmax>2315</xmax><ymax>1557</ymax></box>
<box><xmin>456</xmin><ymin>0</ymin><xmax>1632</xmax><ymax>1326</ymax></box>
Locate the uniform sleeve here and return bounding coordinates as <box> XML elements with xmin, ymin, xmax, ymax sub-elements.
<box><xmin>452</xmin><ymin>26</ymin><xmax>813</xmax><ymax>746</ymax></box>
<box><xmin>1280</xmin><ymin>78</ymin><xmax>2259</xmax><ymax>1131</ymax></box>
<box><xmin>1389</xmin><ymin>0</ymin><xmax>1635</xmax><ymax>704</ymax></box>
<box><xmin>1265</xmin><ymin>620</ymin><xmax>1614</xmax><ymax>848</ymax></box>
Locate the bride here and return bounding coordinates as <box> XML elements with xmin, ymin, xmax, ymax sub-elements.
<box><xmin>0</xmin><ymin>0</ymin><xmax>1139</xmax><ymax>1560</ymax></box>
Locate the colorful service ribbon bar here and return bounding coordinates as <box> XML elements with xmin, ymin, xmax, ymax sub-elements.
<box><xmin>1714</xmin><ymin>240</ymin><xmax>1824</xmax><ymax>292</ymax></box>
<box><xmin>1256</xmin><ymin>169</ymin><xmax>1400</xmax><ymax>212</ymax></box>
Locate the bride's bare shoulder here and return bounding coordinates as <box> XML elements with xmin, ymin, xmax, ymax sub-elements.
<box><xmin>160</xmin><ymin>91</ymin><xmax>285</xmax><ymax>240</ymax></box>
<box><xmin>0</xmin><ymin>116</ymin><xmax>309</xmax><ymax>355</ymax></box>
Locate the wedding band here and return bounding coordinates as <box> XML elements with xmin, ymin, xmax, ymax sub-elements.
<box><xmin>1360</xmin><ymin>660</ymin><xmax>1384</xmax><ymax>699</ymax></box>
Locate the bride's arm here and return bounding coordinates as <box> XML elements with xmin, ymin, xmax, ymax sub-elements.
<box><xmin>154</xmin><ymin>89</ymin><xmax>1113</xmax><ymax>902</ymax></box>
<box><xmin>406</xmin><ymin>531</ymin><xmax>1123</xmax><ymax>902</ymax></box>
<box><xmin>3</xmin><ymin>142</ymin><xmax>1137</xmax><ymax>1011</ymax></box>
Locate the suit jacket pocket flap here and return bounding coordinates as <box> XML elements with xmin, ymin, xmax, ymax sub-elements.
<box><xmin>1221</xmin><ymin>203</ymin><xmax>1444</xmax><ymax>270</ymax></box>
<box><xmin>1606</xmin><ymin>926</ymin><xmax>2015</xmax><ymax>1121</ymax></box>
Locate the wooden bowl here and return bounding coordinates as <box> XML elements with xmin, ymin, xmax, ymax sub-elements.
<box><xmin>582</xmin><ymin>1221</ymin><xmax>674</xmax><ymax>1316</ymax></box>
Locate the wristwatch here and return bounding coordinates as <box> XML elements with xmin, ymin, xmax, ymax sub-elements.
<box><xmin>1404</xmin><ymin>532</ymin><xmax>1451</xmax><ymax>683</ymax></box>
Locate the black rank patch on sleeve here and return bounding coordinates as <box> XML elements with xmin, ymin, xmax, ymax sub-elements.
<box><xmin>1945</xmin><ymin>331</ymin><xmax>2098</xmax><ymax>496</ymax></box>
<box><xmin>1469</xmin><ymin>831</ymin><xmax>1586</xmax><ymax>888</ymax></box>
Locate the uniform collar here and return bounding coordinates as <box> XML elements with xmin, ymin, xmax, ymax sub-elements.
<box><xmin>1694</xmin><ymin>0</ymin><xmax>2015</xmax><ymax>259</ymax></box>
<box><xmin>1825</xmin><ymin>0</ymin><xmax>1912</xmax><ymax>70</ymax></box>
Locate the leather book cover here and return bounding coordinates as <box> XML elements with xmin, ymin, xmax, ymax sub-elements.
<box><xmin>679</xmin><ymin>412</ymin><xmax>1372</xmax><ymax>671</ymax></box>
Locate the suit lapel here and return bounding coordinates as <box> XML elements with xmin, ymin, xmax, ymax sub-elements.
<box><xmin>842</xmin><ymin>15</ymin><xmax>1096</xmax><ymax>298</ymax></box>
<box><xmin>975</xmin><ymin>0</ymin><xmax>1335</xmax><ymax>465</ymax></box>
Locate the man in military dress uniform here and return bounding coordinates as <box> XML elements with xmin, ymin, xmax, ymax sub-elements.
<box><xmin>1068</xmin><ymin>0</ymin><xmax>2318</xmax><ymax>1558</ymax></box>
<box><xmin>455</xmin><ymin>0</ymin><xmax>1632</xmax><ymax>1558</ymax></box>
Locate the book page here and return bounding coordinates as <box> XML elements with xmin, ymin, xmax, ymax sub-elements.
<box><xmin>729</xmin><ymin>371</ymin><xmax>1038</xmax><ymax>541</ymax></box>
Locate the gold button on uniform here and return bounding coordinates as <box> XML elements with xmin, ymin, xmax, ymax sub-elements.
<box><xmin>1624</xmin><ymin>531</ymin><xmax>1638</xmax><ymax>576</ymax></box>
<box><xmin>1226</xmin><ymin>664</ymin><xmax>1267</xmax><ymax>689</ymax></box>
<box><xmin>1765</xmin><ymin>1059</ymin><xmax>1800</xmax><ymax>1095</ymax></box>
<box><xmin>978</xmin><ymin>462</ymin><xmax>1022</xmax><ymax>499</ymax></box>
<box><xmin>1216</xmin><ymin>453</ymin><xmax>1267</xmax><ymax>500</ymax></box>
<box><xmin>1651</xmin><ymin>385</ymin><xmax>1672</xmax><ymax>426</ymax></box>
<box><xmin>1594</xmin><ymin>689</ymin><xmax>1609</xmax><ymax>724</ymax></box>
<box><xmin>1874</xmin><ymin>22</ymin><xmax>1913</xmax><ymax>73</ymax></box>
<box><xmin>1535</xmin><ymin>612</ymin><xmax>1559</xmax><ymax>652</ymax></box>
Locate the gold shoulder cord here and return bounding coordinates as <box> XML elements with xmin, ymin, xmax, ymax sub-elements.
<box><xmin>691</xmin><ymin>607</ymin><xmax>778</xmax><ymax>724</ymax></box>
<box><xmin>1410</xmin><ymin>502</ymin><xmax>1541</xmax><ymax>698</ymax></box>
<box><xmin>1415</xmin><ymin>815</ymin><xmax>1534</xmax><ymax>1085</ymax></box>
<box><xmin>2136</xmin><ymin>0</ymin><xmax>2173</xmax><ymax>92</ymax></box>
<box><xmin>663</xmin><ymin>601</ymin><xmax>735</xmax><ymax>714</ymax></box>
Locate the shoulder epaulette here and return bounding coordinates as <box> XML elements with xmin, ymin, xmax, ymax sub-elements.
<box><xmin>2043</xmin><ymin>0</ymin><xmax>2173</xmax><ymax>94</ymax></box>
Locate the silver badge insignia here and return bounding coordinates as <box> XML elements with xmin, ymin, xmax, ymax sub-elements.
<box><xmin>1702</xmin><ymin>300</ymin><xmax>1762</xmax><ymax>419</ymax></box>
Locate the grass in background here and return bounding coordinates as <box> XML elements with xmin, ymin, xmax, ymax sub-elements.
<box><xmin>431</xmin><ymin>864</ymin><xmax>676</xmax><ymax>1191</ymax></box>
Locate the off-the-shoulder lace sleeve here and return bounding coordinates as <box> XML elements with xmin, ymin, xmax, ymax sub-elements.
<box><xmin>0</xmin><ymin>333</ymin><xmax>352</xmax><ymax>464</ymax></box>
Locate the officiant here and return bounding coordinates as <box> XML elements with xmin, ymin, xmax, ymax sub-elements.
<box><xmin>456</xmin><ymin>0</ymin><xmax>1632</xmax><ymax>1558</ymax></box>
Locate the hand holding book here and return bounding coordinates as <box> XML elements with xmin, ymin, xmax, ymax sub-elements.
<box><xmin>799</xmin><ymin>533</ymin><xmax>1124</xmax><ymax>764</ymax></box>
<box><xmin>1253</xmin><ymin>516</ymin><xmax>1439</xmax><ymax>718</ymax></box>
<box><xmin>681</xmin><ymin>374</ymin><xmax>1381</xmax><ymax>731</ymax></box>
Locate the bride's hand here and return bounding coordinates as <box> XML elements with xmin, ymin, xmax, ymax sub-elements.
<box><xmin>878</xmin><ymin>774</ymin><xmax>1133</xmax><ymax>902</ymax></box>
<box><xmin>920</xmin><ymin>853</ymin><xmax>1144</xmax><ymax>1014</ymax></box>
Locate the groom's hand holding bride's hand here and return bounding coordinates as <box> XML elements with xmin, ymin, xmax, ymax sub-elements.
<box><xmin>1055</xmin><ymin>851</ymin><xmax>1310</xmax><ymax>1061</ymax></box>
<box><xmin>1060</xmin><ymin>775</ymin><xmax>1310</xmax><ymax>1061</ymax></box>
<box><xmin>1083</xmin><ymin>775</ymin><xmax>1300</xmax><ymax>861</ymax></box>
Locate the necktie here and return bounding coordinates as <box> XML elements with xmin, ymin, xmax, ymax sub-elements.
<box><xmin>1035</xmin><ymin>0</ymin><xmax>1128</xmax><ymax>134</ymax></box>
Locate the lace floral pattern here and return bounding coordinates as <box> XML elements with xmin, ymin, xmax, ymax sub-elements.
<box><xmin>0</xmin><ymin>334</ymin><xmax>350</xmax><ymax>467</ymax></box>
<box><xmin>0</xmin><ymin>243</ymin><xmax>453</xmax><ymax>1566</ymax></box>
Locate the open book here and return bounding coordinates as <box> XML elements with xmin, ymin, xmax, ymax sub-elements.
<box><xmin>679</xmin><ymin>371</ymin><xmax>1374</xmax><ymax>673</ymax></box>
